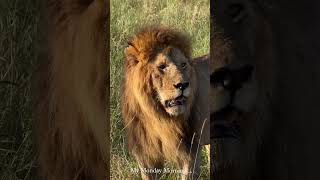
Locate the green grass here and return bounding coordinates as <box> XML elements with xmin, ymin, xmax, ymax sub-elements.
<box><xmin>0</xmin><ymin>0</ymin><xmax>40</xmax><ymax>179</ymax></box>
<box><xmin>110</xmin><ymin>0</ymin><xmax>210</xmax><ymax>179</ymax></box>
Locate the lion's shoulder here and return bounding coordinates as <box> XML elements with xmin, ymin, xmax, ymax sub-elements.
<box><xmin>189</xmin><ymin>55</ymin><xmax>211</xmax><ymax>145</ymax></box>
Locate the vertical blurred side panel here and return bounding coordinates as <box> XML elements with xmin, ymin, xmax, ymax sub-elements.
<box><xmin>34</xmin><ymin>0</ymin><xmax>110</xmax><ymax>179</ymax></box>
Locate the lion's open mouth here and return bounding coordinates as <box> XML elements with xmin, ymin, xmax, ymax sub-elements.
<box><xmin>165</xmin><ymin>95</ymin><xmax>187</xmax><ymax>108</ymax></box>
<box><xmin>211</xmin><ymin>106</ymin><xmax>241</xmax><ymax>139</ymax></box>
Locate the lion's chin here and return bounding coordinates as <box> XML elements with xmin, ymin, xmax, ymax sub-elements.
<box><xmin>162</xmin><ymin>95</ymin><xmax>189</xmax><ymax>116</ymax></box>
<box><xmin>211</xmin><ymin>106</ymin><xmax>249</xmax><ymax>172</ymax></box>
<box><xmin>165</xmin><ymin>105</ymin><xmax>186</xmax><ymax>116</ymax></box>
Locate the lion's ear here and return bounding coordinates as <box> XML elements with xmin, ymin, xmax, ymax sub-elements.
<box><xmin>124</xmin><ymin>43</ymin><xmax>140</xmax><ymax>64</ymax></box>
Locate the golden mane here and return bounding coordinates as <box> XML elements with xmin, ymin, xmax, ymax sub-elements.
<box><xmin>121</xmin><ymin>26</ymin><xmax>209</xmax><ymax>179</ymax></box>
<box><xmin>33</xmin><ymin>0</ymin><xmax>108</xmax><ymax>179</ymax></box>
<box><xmin>126</xmin><ymin>26</ymin><xmax>191</xmax><ymax>63</ymax></box>
<box><xmin>122</xmin><ymin>27</ymin><xmax>192</xmax><ymax>166</ymax></box>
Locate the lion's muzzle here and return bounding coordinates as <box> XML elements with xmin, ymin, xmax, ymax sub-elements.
<box><xmin>165</xmin><ymin>95</ymin><xmax>187</xmax><ymax>107</ymax></box>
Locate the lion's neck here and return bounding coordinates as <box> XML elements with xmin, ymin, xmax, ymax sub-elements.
<box><xmin>142</xmin><ymin>112</ymin><xmax>190</xmax><ymax>163</ymax></box>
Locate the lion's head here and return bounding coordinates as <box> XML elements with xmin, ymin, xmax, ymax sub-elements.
<box><xmin>124</xmin><ymin>27</ymin><xmax>197</xmax><ymax>117</ymax></box>
<box><xmin>122</xmin><ymin>27</ymin><xmax>209</xmax><ymax>179</ymax></box>
<box><xmin>211</xmin><ymin>0</ymin><xmax>275</xmax><ymax>177</ymax></box>
<box><xmin>211</xmin><ymin>1</ymin><xmax>320</xmax><ymax>179</ymax></box>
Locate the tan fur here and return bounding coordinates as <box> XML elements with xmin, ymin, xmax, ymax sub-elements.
<box><xmin>33</xmin><ymin>0</ymin><xmax>108</xmax><ymax>179</ymax></box>
<box><xmin>122</xmin><ymin>27</ymin><xmax>209</xmax><ymax>179</ymax></box>
<box><xmin>212</xmin><ymin>0</ymin><xmax>320</xmax><ymax>179</ymax></box>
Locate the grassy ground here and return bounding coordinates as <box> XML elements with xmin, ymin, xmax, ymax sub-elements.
<box><xmin>0</xmin><ymin>0</ymin><xmax>40</xmax><ymax>179</ymax></box>
<box><xmin>110</xmin><ymin>0</ymin><xmax>210</xmax><ymax>179</ymax></box>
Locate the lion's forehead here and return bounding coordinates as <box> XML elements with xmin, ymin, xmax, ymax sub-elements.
<box><xmin>154</xmin><ymin>48</ymin><xmax>187</xmax><ymax>64</ymax></box>
<box><xmin>170</xmin><ymin>48</ymin><xmax>188</xmax><ymax>62</ymax></box>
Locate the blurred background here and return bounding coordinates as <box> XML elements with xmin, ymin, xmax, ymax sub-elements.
<box><xmin>0</xmin><ymin>0</ymin><xmax>41</xmax><ymax>179</ymax></box>
<box><xmin>110</xmin><ymin>0</ymin><xmax>210</xmax><ymax>179</ymax></box>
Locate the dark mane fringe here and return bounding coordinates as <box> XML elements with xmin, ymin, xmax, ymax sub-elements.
<box><xmin>127</xmin><ymin>26</ymin><xmax>192</xmax><ymax>63</ymax></box>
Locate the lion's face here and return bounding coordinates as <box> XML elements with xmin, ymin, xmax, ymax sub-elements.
<box><xmin>211</xmin><ymin>0</ymin><xmax>320</xmax><ymax>178</ymax></box>
<box><xmin>211</xmin><ymin>0</ymin><xmax>275</xmax><ymax>175</ymax></box>
<box><xmin>150</xmin><ymin>47</ymin><xmax>196</xmax><ymax>116</ymax></box>
<box><xmin>124</xmin><ymin>27</ymin><xmax>196</xmax><ymax>119</ymax></box>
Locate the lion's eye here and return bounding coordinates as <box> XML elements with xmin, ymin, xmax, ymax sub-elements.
<box><xmin>227</xmin><ymin>3</ymin><xmax>246</xmax><ymax>23</ymax></box>
<box><xmin>181</xmin><ymin>62</ymin><xmax>187</xmax><ymax>69</ymax></box>
<box><xmin>158</xmin><ymin>64</ymin><xmax>167</xmax><ymax>70</ymax></box>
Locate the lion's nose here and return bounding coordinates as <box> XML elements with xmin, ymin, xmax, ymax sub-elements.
<box><xmin>174</xmin><ymin>82</ymin><xmax>189</xmax><ymax>91</ymax></box>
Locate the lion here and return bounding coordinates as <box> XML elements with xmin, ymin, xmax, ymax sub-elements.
<box><xmin>211</xmin><ymin>0</ymin><xmax>320</xmax><ymax>179</ymax></box>
<box><xmin>33</xmin><ymin>0</ymin><xmax>109</xmax><ymax>179</ymax></box>
<box><xmin>121</xmin><ymin>26</ymin><xmax>210</xmax><ymax>180</ymax></box>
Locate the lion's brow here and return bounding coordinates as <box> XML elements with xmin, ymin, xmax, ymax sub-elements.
<box><xmin>127</xmin><ymin>42</ymin><xmax>139</xmax><ymax>53</ymax></box>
